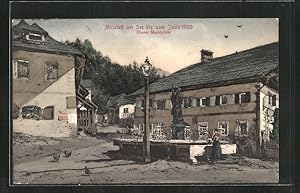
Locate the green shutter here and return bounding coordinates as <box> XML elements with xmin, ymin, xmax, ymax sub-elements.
<box><xmin>246</xmin><ymin>92</ymin><xmax>251</xmax><ymax>103</ymax></box>
<box><xmin>235</xmin><ymin>94</ymin><xmax>239</xmax><ymax>104</ymax></box>
<box><xmin>215</xmin><ymin>96</ymin><xmax>220</xmax><ymax>105</ymax></box>
<box><xmin>205</xmin><ymin>97</ymin><xmax>210</xmax><ymax>106</ymax></box>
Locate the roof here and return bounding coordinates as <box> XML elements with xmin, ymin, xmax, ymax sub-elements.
<box><xmin>106</xmin><ymin>93</ymin><xmax>135</xmax><ymax>109</ymax></box>
<box><xmin>12</xmin><ymin>20</ymin><xmax>82</xmax><ymax>55</ymax></box>
<box><xmin>80</xmin><ymin>79</ymin><xmax>93</xmax><ymax>88</ymax></box>
<box><xmin>77</xmin><ymin>94</ymin><xmax>98</xmax><ymax>109</ymax></box>
<box><xmin>130</xmin><ymin>42</ymin><xmax>278</xmax><ymax>96</ymax></box>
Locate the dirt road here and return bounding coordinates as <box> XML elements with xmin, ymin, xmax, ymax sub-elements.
<box><xmin>12</xmin><ymin>130</ymin><xmax>279</xmax><ymax>184</ymax></box>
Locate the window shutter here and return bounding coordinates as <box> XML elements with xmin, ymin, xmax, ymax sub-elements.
<box><xmin>246</xmin><ymin>92</ymin><xmax>250</xmax><ymax>103</ymax></box>
<box><xmin>210</xmin><ymin>96</ymin><xmax>216</xmax><ymax>106</ymax></box>
<box><xmin>188</xmin><ymin>97</ymin><xmax>192</xmax><ymax>107</ymax></box>
<box><xmin>250</xmin><ymin>93</ymin><xmax>256</xmax><ymax>102</ymax></box>
<box><xmin>215</xmin><ymin>96</ymin><xmax>220</xmax><ymax>105</ymax></box>
<box><xmin>137</xmin><ymin>100</ymin><xmax>141</xmax><ymax>108</ymax></box>
<box><xmin>227</xmin><ymin>94</ymin><xmax>234</xmax><ymax>104</ymax></box>
<box><xmin>183</xmin><ymin>98</ymin><xmax>187</xmax><ymax>108</ymax></box>
<box><xmin>192</xmin><ymin>98</ymin><xmax>197</xmax><ymax>107</ymax></box>
<box><xmin>152</xmin><ymin>101</ymin><xmax>157</xmax><ymax>109</ymax></box>
<box><xmin>272</xmin><ymin>95</ymin><xmax>276</xmax><ymax>106</ymax></box>
<box><xmin>142</xmin><ymin>100</ymin><xmax>145</xmax><ymax>108</ymax></box>
<box><xmin>165</xmin><ymin>100</ymin><xmax>171</xmax><ymax>110</ymax></box>
<box><xmin>234</xmin><ymin>93</ymin><xmax>239</xmax><ymax>104</ymax></box>
<box><xmin>43</xmin><ymin>106</ymin><xmax>54</xmax><ymax>120</ymax></box>
<box><xmin>149</xmin><ymin>99</ymin><xmax>153</xmax><ymax>108</ymax></box>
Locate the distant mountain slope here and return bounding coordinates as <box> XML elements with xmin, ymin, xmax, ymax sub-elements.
<box><xmin>156</xmin><ymin>68</ymin><xmax>170</xmax><ymax>77</ymax></box>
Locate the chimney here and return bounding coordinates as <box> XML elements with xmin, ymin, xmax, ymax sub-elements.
<box><xmin>200</xmin><ymin>49</ymin><xmax>213</xmax><ymax>63</ymax></box>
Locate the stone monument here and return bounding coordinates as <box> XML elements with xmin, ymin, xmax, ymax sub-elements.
<box><xmin>170</xmin><ymin>86</ymin><xmax>189</xmax><ymax>139</ymax></box>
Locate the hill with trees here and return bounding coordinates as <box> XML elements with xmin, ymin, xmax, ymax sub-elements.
<box><xmin>65</xmin><ymin>38</ymin><xmax>166</xmax><ymax>113</ymax></box>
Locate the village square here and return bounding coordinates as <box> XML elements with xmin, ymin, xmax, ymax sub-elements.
<box><xmin>11</xmin><ymin>19</ymin><xmax>279</xmax><ymax>184</ymax></box>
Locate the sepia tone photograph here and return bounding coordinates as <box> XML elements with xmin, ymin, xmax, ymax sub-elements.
<box><xmin>11</xmin><ymin>18</ymin><xmax>279</xmax><ymax>184</ymax></box>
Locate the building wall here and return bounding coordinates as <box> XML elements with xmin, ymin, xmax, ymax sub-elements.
<box><xmin>260</xmin><ymin>84</ymin><xmax>279</xmax><ymax>141</ymax></box>
<box><xmin>119</xmin><ymin>104</ymin><xmax>135</xmax><ymax>119</ymax></box>
<box><xmin>134</xmin><ymin>83</ymin><xmax>258</xmax><ymax>138</ymax></box>
<box><xmin>12</xmin><ymin>49</ymin><xmax>75</xmax><ymax>107</ymax></box>
<box><xmin>13</xmin><ymin>68</ymin><xmax>77</xmax><ymax>137</ymax></box>
<box><xmin>12</xmin><ymin>49</ymin><xmax>79</xmax><ymax>137</ymax></box>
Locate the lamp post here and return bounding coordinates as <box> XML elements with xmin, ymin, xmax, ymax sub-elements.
<box><xmin>142</xmin><ymin>56</ymin><xmax>152</xmax><ymax>163</ymax></box>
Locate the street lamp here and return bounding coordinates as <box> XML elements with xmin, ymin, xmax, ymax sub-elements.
<box><xmin>142</xmin><ymin>56</ymin><xmax>152</xmax><ymax>163</ymax></box>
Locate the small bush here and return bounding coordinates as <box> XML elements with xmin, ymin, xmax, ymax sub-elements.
<box><xmin>227</xmin><ymin>134</ymin><xmax>256</xmax><ymax>157</ymax></box>
<box><xmin>12</xmin><ymin>103</ymin><xmax>20</xmax><ymax>119</ymax></box>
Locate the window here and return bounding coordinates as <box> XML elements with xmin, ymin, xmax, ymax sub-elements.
<box><xmin>235</xmin><ymin>92</ymin><xmax>250</xmax><ymax>104</ymax></box>
<box><xmin>215</xmin><ymin>95</ymin><xmax>228</xmax><ymax>105</ymax></box>
<box><xmin>151</xmin><ymin>122</ymin><xmax>166</xmax><ymax>140</ymax></box>
<box><xmin>27</xmin><ymin>32</ymin><xmax>43</xmax><ymax>41</ymax></box>
<box><xmin>184</xmin><ymin>126</ymin><xmax>191</xmax><ymax>140</ymax></box>
<box><xmin>123</xmin><ymin>108</ymin><xmax>129</xmax><ymax>113</ymax></box>
<box><xmin>149</xmin><ymin>99</ymin><xmax>153</xmax><ymax>108</ymax></box>
<box><xmin>45</xmin><ymin>61</ymin><xmax>58</xmax><ymax>81</ymax></box>
<box><xmin>235</xmin><ymin>120</ymin><xmax>248</xmax><ymax>136</ymax></box>
<box><xmin>196</xmin><ymin>97</ymin><xmax>210</xmax><ymax>107</ymax></box>
<box><xmin>268</xmin><ymin>93</ymin><xmax>277</xmax><ymax>106</ymax></box>
<box><xmin>218</xmin><ymin>121</ymin><xmax>229</xmax><ymax>136</ymax></box>
<box><xmin>137</xmin><ymin>100</ymin><xmax>144</xmax><ymax>108</ymax></box>
<box><xmin>133</xmin><ymin>124</ymin><xmax>144</xmax><ymax>137</ymax></box>
<box><xmin>157</xmin><ymin>100</ymin><xmax>166</xmax><ymax>110</ymax></box>
<box><xmin>43</xmin><ymin>106</ymin><xmax>54</xmax><ymax>120</ymax></box>
<box><xmin>220</xmin><ymin>95</ymin><xmax>228</xmax><ymax>105</ymax></box>
<box><xmin>21</xmin><ymin>105</ymin><xmax>42</xmax><ymax>119</ymax></box>
<box><xmin>138</xmin><ymin>124</ymin><xmax>144</xmax><ymax>133</ymax></box>
<box><xmin>184</xmin><ymin>97</ymin><xmax>193</xmax><ymax>108</ymax></box>
<box><xmin>15</xmin><ymin>60</ymin><xmax>29</xmax><ymax>79</ymax></box>
<box><xmin>198</xmin><ymin>122</ymin><xmax>208</xmax><ymax>136</ymax></box>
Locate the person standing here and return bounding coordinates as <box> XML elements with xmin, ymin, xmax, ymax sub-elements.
<box><xmin>211</xmin><ymin>128</ymin><xmax>222</xmax><ymax>160</ymax></box>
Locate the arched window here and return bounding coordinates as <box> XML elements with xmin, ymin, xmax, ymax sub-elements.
<box><xmin>43</xmin><ymin>106</ymin><xmax>54</xmax><ymax>120</ymax></box>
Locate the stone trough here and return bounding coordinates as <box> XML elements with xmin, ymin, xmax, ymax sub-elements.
<box><xmin>113</xmin><ymin>138</ymin><xmax>237</xmax><ymax>164</ymax></box>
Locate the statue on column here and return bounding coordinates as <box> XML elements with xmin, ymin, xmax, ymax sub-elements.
<box><xmin>171</xmin><ymin>86</ymin><xmax>184</xmax><ymax>124</ymax></box>
<box><xmin>170</xmin><ymin>86</ymin><xmax>189</xmax><ymax>139</ymax></box>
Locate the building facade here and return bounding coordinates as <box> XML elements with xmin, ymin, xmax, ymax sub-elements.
<box><xmin>105</xmin><ymin>93</ymin><xmax>135</xmax><ymax>127</ymax></box>
<box><xmin>130</xmin><ymin>42</ymin><xmax>279</xmax><ymax>155</ymax></box>
<box><xmin>12</xmin><ymin>20</ymin><xmax>86</xmax><ymax>137</ymax></box>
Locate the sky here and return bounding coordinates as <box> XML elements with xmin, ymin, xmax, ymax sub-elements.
<box><xmin>12</xmin><ymin>18</ymin><xmax>278</xmax><ymax>73</ymax></box>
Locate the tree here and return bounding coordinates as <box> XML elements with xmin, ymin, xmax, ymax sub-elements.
<box><xmin>66</xmin><ymin>38</ymin><xmax>163</xmax><ymax>113</ymax></box>
<box><xmin>271</xmin><ymin>108</ymin><xmax>279</xmax><ymax>143</ymax></box>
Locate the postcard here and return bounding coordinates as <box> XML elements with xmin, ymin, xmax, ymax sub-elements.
<box><xmin>11</xmin><ymin>18</ymin><xmax>280</xmax><ymax>185</ymax></box>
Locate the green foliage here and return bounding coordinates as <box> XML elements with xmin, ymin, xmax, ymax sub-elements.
<box><xmin>12</xmin><ymin>103</ymin><xmax>20</xmax><ymax>119</ymax></box>
<box><xmin>270</xmin><ymin>108</ymin><xmax>279</xmax><ymax>143</ymax></box>
<box><xmin>227</xmin><ymin>133</ymin><xmax>256</xmax><ymax>157</ymax></box>
<box><xmin>66</xmin><ymin>38</ymin><xmax>163</xmax><ymax>113</ymax></box>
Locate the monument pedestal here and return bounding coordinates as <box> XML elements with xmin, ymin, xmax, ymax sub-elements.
<box><xmin>171</xmin><ymin>122</ymin><xmax>190</xmax><ymax>140</ymax></box>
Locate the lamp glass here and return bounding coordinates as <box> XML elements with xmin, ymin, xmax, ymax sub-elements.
<box><xmin>142</xmin><ymin>57</ymin><xmax>152</xmax><ymax>76</ymax></box>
